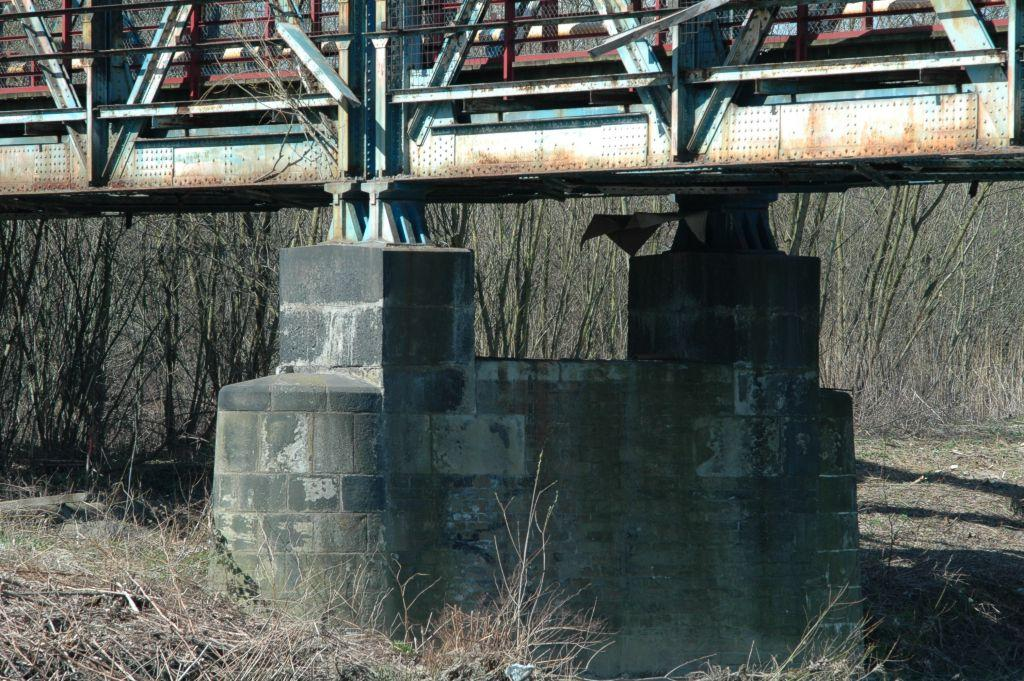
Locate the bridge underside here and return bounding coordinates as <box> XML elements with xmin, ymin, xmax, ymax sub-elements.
<box><xmin>2</xmin><ymin>0</ymin><xmax>1024</xmax><ymax>223</ymax></box>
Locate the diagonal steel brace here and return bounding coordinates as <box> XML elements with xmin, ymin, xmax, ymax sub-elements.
<box><xmin>593</xmin><ymin>0</ymin><xmax>671</xmax><ymax>130</ymax></box>
<box><xmin>103</xmin><ymin>2</ymin><xmax>193</xmax><ymax>180</ymax></box>
<box><xmin>10</xmin><ymin>0</ymin><xmax>88</xmax><ymax>170</ymax></box>
<box><xmin>687</xmin><ymin>7</ymin><xmax>777</xmax><ymax>156</ymax></box>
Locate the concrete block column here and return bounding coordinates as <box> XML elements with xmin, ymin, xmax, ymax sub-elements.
<box><xmin>627</xmin><ymin>251</ymin><xmax>819</xmax><ymax>371</ymax></box>
<box><xmin>278</xmin><ymin>242</ymin><xmax>475</xmax><ymax>412</ymax></box>
<box><xmin>212</xmin><ymin>243</ymin><xmax>477</xmax><ymax>619</ymax></box>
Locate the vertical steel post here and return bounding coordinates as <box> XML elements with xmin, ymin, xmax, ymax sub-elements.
<box><xmin>311</xmin><ymin>0</ymin><xmax>322</xmax><ymax>32</ymax></box>
<box><xmin>503</xmin><ymin>0</ymin><xmax>515</xmax><ymax>81</ymax></box>
<box><xmin>372</xmin><ymin>37</ymin><xmax>389</xmax><ymax>176</ymax></box>
<box><xmin>1010</xmin><ymin>0</ymin><xmax>1024</xmax><ymax>142</ymax></box>
<box><xmin>62</xmin><ymin>0</ymin><xmax>72</xmax><ymax>77</ymax></box>
<box><xmin>795</xmin><ymin>4</ymin><xmax>808</xmax><ymax>61</ymax></box>
<box><xmin>188</xmin><ymin>3</ymin><xmax>202</xmax><ymax>99</ymax></box>
<box><xmin>864</xmin><ymin>0</ymin><xmax>873</xmax><ymax>31</ymax></box>
<box><xmin>83</xmin><ymin>0</ymin><xmax>127</xmax><ymax>185</ymax></box>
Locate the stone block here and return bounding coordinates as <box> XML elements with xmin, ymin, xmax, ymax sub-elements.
<box><xmin>352</xmin><ymin>414</ymin><xmax>382</xmax><ymax>474</ymax></box>
<box><xmin>218</xmin><ymin>377</ymin><xmax>274</xmax><ymax>411</ymax></box>
<box><xmin>212</xmin><ymin>474</ymin><xmax>238</xmax><ymax>510</ymax></box>
<box><xmin>820</xmin><ymin>549</ymin><xmax>861</xmax><ymax>588</ymax></box>
<box><xmin>382</xmin><ymin>247</ymin><xmax>474</xmax><ymax>308</ymax></box>
<box><xmin>236</xmin><ymin>474</ymin><xmax>289</xmax><ymax>512</ymax></box>
<box><xmin>341</xmin><ymin>474</ymin><xmax>386</xmax><ymax>512</ymax></box>
<box><xmin>779</xmin><ymin>418</ymin><xmax>821</xmax><ymax>477</ymax></box>
<box><xmin>818</xmin><ymin>475</ymin><xmax>857</xmax><ymax>513</ymax></box>
<box><xmin>313</xmin><ymin>513</ymin><xmax>368</xmax><ymax>553</ymax></box>
<box><xmin>734</xmin><ymin>366</ymin><xmax>818</xmax><ymax>416</ymax></box>
<box><xmin>432</xmin><ymin>414</ymin><xmax>526</xmax><ymax>476</ymax></box>
<box><xmin>382</xmin><ymin>365</ymin><xmax>473</xmax><ymax>413</ymax></box>
<box><xmin>260</xmin><ymin>412</ymin><xmax>312</xmax><ymax>473</ymax></box>
<box><xmin>288</xmin><ymin>475</ymin><xmax>341</xmax><ymax>512</ymax></box>
<box><xmin>258</xmin><ymin>513</ymin><xmax>316</xmax><ymax>553</ymax></box>
<box><xmin>269</xmin><ymin>373</ymin><xmax>329</xmax><ymax>412</ymax></box>
<box><xmin>627</xmin><ymin>252</ymin><xmax>821</xmax><ymax>369</ymax></box>
<box><xmin>280</xmin><ymin>243</ymin><xmax>384</xmax><ymax>306</ymax></box>
<box><xmin>311</xmin><ymin>413</ymin><xmax>354</xmax><ymax>473</ymax></box>
<box><xmin>215</xmin><ymin>411</ymin><xmax>261</xmax><ymax>472</ymax></box>
<box><xmin>817</xmin><ymin>511</ymin><xmax>860</xmax><ymax>551</ymax></box>
<box><xmin>382</xmin><ymin>304</ymin><xmax>474</xmax><ymax>365</ymax></box>
<box><xmin>216</xmin><ymin>512</ymin><xmax>258</xmax><ymax>551</ymax></box>
<box><xmin>279</xmin><ymin>304</ymin><xmax>383</xmax><ymax>368</ymax></box>
<box><xmin>382</xmin><ymin>414</ymin><xmax>432</xmax><ymax>474</ymax></box>
<box><xmin>693</xmin><ymin>416</ymin><xmax>782</xmax><ymax>478</ymax></box>
<box><xmin>325</xmin><ymin>374</ymin><xmax>382</xmax><ymax>412</ymax></box>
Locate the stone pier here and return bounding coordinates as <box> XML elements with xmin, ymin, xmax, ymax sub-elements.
<box><xmin>211</xmin><ymin>242</ymin><xmax>860</xmax><ymax>676</ymax></box>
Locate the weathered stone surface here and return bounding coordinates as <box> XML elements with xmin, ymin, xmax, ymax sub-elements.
<box><xmin>280</xmin><ymin>304</ymin><xmax>384</xmax><ymax>368</ymax></box>
<box><xmin>288</xmin><ymin>475</ymin><xmax>341</xmax><ymax>512</ymax></box>
<box><xmin>235</xmin><ymin>474</ymin><xmax>288</xmax><ymax>512</ymax></box>
<box><xmin>215</xmin><ymin>411</ymin><xmax>261</xmax><ymax>472</ymax></box>
<box><xmin>311</xmin><ymin>413</ymin><xmax>354</xmax><ymax>473</ymax></box>
<box><xmin>352</xmin><ymin>414</ymin><xmax>382</xmax><ymax>474</ymax></box>
<box><xmin>382</xmin><ymin>305</ymin><xmax>474</xmax><ymax>365</ymax></box>
<box><xmin>219</xmin><ymin>376</ymin><xmax>274</xmax><ymax>411</ymax></box>
<box><xmin>280</xmin><ymin>243</ymin><xmax>384</xmax><ymax>306</ymax></box>
<box><xmin>382</xmin><ymin>247</ymin><xmax>473</xmax><ymax>308</ymax></box>
<box><xmin>432</xmin><ymin>414</ymin><xmax>526</xmax><ymax>476</ymax></box>
<box><xmin>260</xmin><ymin>413</ymin><xmax>311</xmax><ymax>473</ymax></box>
<box><xmin>341</xmin><ymin>475</ymin><xmax>385</xmax><ymax>512</ymax></box>
<box><xmin>382</xmin><ymin>365</ymin><xmax>472</xmax><ymax>413</ymax></box>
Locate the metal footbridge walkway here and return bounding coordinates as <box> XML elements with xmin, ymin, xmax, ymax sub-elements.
<box><xmin>1</xmin><ymin>0</ymin><xmax>1023</xmax><ymax>237</ymax></box>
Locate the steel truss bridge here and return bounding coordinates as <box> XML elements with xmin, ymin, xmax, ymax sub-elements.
<box><xmin>1</xmin><ymin>0</ymin><xmax>1024</xmax><ymax>239</ymax></box>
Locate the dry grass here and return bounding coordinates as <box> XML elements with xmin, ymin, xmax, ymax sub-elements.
<box><xmin>857</xmin><ymin>423</ymin><xmax>1024</xmax><ymax>679</ymax></box>
<box><xmin>5</xmin><ymin>423</ymin><xmax>1021</xmax><ymax>681</ymax></box>
<box><xmin>0</xmin><ymin>479</ymin><xmax>609</xmax><ymax>681</ymax></box>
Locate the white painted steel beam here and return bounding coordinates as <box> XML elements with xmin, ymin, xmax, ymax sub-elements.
<box><xmin>686</xmin><ymin>48</ymin><xmax>1005</xmax><ymax>83</ymax></box>
<box><xmin>97</xmin><ymin>94</ymin><xmax>338</xmax><ymax>119</ymax></box>
<box><xmin>930</xmin><ymin>0</ymin><xmax>1008</xmax><ymax>143</ymax></box>
<box><xmin>276</xmin><ymin>22</ymin><xmax>359</xmax><ymax>104</ymax></box>
<box><xmin>391</xmin><ymin>73</ymin><xmax>671</xmax><ymax>103</ymax></box>
<box><xmin>406</xmin><ymin>0</ymin><xmax>492</xmax><ymax>144</ymax></box>
<box><xmin>593</xmin><ymin>0</ymin><xmax>672</xmax><ymax>130</ymax></box>
<box><xmin>590</xmin><ymin>0</ymin><xmax>734</xmax><ymax>57</ymax></box>
<box><xmin>0</xmin><ymin>108</ymin><xmax>87</xmax><ymax>126</ymax></box>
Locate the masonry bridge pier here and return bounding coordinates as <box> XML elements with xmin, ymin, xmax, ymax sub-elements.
<box><xmin>5</xmin><ymin>0</ymin><xmax>1024</xmax><ymax>674</ymax></box>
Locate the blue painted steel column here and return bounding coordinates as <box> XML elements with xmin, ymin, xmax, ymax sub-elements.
<box><xmin>1010</xmin><ymin>0</ymin><xmax>1024</xmax><ymax>142</ymax></box>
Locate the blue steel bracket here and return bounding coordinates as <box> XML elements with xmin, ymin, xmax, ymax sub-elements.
<box><xmin>325</xmin><ymin>181</ymin><xmax>428</xmax><ymax>244</ymax></box>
